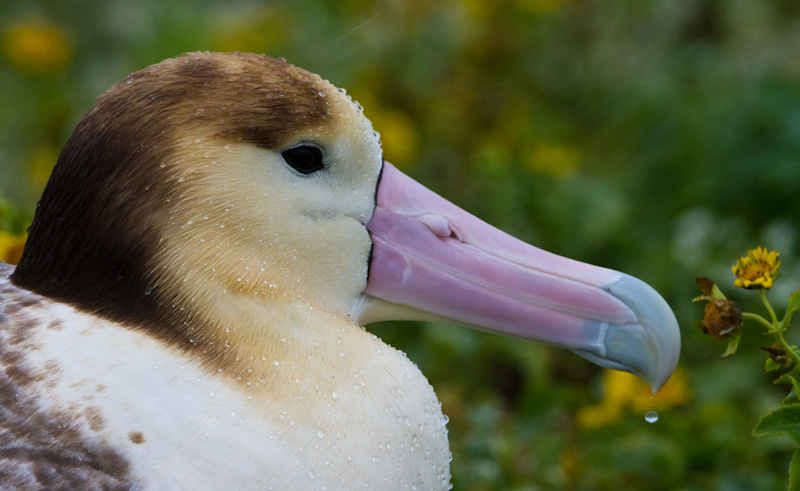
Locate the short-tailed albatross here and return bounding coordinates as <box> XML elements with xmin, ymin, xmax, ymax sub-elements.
<box><xmin>0</xmin><ymin>52</ymin><xmax>679</xmax><ymax>489</ymax></box>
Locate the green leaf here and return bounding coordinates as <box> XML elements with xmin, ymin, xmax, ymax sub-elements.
<box><xmin>721</xmin><ymin>333</ymin><xmax>740</xmax><ymax>358</ymax></box>
<box><xmin>775</xmin><ymin>366</ymin><xmax>800</xmax><ymax>395</ymax></box>
<box><xmin>711</xmin><ymin>283</ymin><xmax>726</xmax><ymax>300</ymax></box>
<box><xmin>789</xmin><ymin>290</ymin><xmax>800</xmax><ymax>314</ymax></box>
<box><xmin>791</xmin><ymin>447</ymin><xmax>800</xmax><ymax>491</ymax></box>
<box><xmin>790</xmin><ymin>378</ymin><xmax>800</xmax><ymax>400</ymax></box>
<box><xmin>753</xmin><ymin>405</ymin><xmax>800</xmax><ymax>444</ymax></box>
<box><xmin>767</xmin><ymin>357</ymin><xmax>785</xmax><ymax>372</ymax></box>
<box><xmin>783</xmin><ymin>290</ymin><xmax>800</xmax><ymax>330</ymax></box>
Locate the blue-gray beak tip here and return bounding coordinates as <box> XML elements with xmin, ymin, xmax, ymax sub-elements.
<box><xmin>572</xmin><ymin>274</ymin><xmax>681</xmax><ymax>393</ymax></box>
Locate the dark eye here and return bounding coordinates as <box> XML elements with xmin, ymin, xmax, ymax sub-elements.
<box><xmin>281</xmin><ymin>145</ymin><xmax>325</xmax><ymax>175</ymax></box>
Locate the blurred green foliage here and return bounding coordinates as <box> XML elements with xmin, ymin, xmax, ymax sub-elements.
<box><xmin>3</xmin><ymin>0</ymin><xmax>800</xmax><ymax>488</ymax></box>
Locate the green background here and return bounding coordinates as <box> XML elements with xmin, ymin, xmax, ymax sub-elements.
<box><xmin>3</xmin><ymin>1</ymin><xmax>800</xmax><ymax>489</ymax></box>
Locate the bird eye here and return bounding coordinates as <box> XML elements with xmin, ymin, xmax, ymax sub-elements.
<box><xmin>281</xmin><ymin>145</ymin><xmax>325</xmax><ymax>175</ymax></box>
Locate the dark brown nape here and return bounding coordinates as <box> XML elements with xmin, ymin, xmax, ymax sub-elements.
<box><xmin>11</xmin><ymin>52</ymin><xmax>332</xmax><ymax>333</ymax></box>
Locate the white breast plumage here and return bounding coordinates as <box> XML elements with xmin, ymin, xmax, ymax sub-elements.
<box><xmin>1</xmin><ymin>263</ymin><xmax>450</xmax><ymax>489</ymax></box>
<box><xmin>1</xmin><ymin>52</ymin><xmax>679</xmax><ymax>489</ymax></box>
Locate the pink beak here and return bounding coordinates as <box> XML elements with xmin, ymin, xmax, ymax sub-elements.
<box><xmin>361</xmin><ymin>162</ymin><xmax>680</xmax><ymax>391</ymax></box>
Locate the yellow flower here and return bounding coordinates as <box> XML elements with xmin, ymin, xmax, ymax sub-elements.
<box><xmin>373</xmin><ymin>109</ymin><xmax>419</xmax><ymax>169</ymax></box>
<box><xmin>208</xmin><ymin>7</ymin><xmax>289</xmax><ymax>54</ymax></box>
<box><xmin>458</xmin><ymin>0</ymin><xmax>503</xmax><ymax>18</ymax></box>
<box><xmin>27</xmin><ymin>144</ymin><xmax>61</xmax><ymax>191</ymax></box>
<box><xmin>0</xmin><ymin>231</ymin><xmax>26</xmax><ymax>265</ymax></box>
<box><xmin>576</xmin><ymin>367</ymin><xmax>692</xmax><ymax>429</ymax></box>
<box><xmin>732</xmin><ymin>247</ymin><xmax>780</xmax><ymax>290</ymax></box>
<box><xmin>350</xmin><ymin>88</ymin><xmax>419</xmax><ymax>169</ymax></box>
<box><xmin>516</xmin><ymin>0</ymin><xmax>567</xmax><ymax>15</ymax></box>
<box><xmin>524</xmin><ymin>142</ymin><xmax>580</xmax><ymax>178</ymax></box>
<box><xmin>2</xmin><ymin>19</ymin><xmax>72</xmax><ymax>75</ymax></box>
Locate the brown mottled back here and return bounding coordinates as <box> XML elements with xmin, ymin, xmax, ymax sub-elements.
<box><xmin>0</xmin><ymin>264</ymin><xmax>135</xmax><ymax>488</ymax></box>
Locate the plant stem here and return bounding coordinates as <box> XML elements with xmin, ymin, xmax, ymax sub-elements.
<box><xmin>774</xmin><ymin>330</ymin><xmax>800</xmax><ymax>365</ymax></box>
<box><xmin>761</xmin><ymin>289</ymin><xmax>780</xmax><ymax>327</ymax></box>
<box><xmin>755</xmin><ymin>290</ymin><xmax>800</xmax><ymax>365</ymax></box>
<box><xmin>743</xmin><ymin>312</ymin><xmax>775</xmax><ymax>331</ymax></box>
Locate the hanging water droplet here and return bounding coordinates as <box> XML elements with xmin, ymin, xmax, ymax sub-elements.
<box><xmin>645</xmin><ymin>411</ymin><xmax>659</xmax><ymax>423</ymax></box>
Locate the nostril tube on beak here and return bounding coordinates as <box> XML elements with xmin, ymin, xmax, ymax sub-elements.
<box><xmin>417</xmin><ymin>213</ymin><xmax>461</xmax><ymax>241</ymax></box>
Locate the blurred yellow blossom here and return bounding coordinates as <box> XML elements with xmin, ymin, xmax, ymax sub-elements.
<box><xmin>2</xmin><ymin>19</ymin><xmax>72</xmax><ymax>75</ymax></box>
<box><xmin>0</xmin><ymin>231</ymin><xmax>26</xmax><ymax>265</ymax></box>
<box><xmin>524</xmin><ymin>142</ymin><xmax>580</xmax><ymax>177</ymax></box>
<box><xmin>733</xmin><ymin>246</ymin><xmax>780</xmax><ymax>290</ymax></box>
<box><xmin>209</xmin><ymin>8</ymin><xmax>288</xmax><ymax>54</ymax></box>
<box><xmin>577</xmin><ymin>367</ymin><xmax>692</xmax><ymax>429</ymax></box>
<box><xmin>28</xmin><ymin>145</ymin><xmax>61</xmax><ymax>191</ymax></box>
<box><xmin>459</xmin><ymin>0</ymin><xmax>504</xmax><ymax>19</ymax></box>
<box><xmin>516</xmin><ymin>0</ymin><xmax>567</xmax><ymax>15</ymax></box>
<box><xmin>354</xmin><ymin>91</ymin><xmax>419</xmax><ymax>169</ymax></box>
<box><xmin>374</xmin><ymin>109</ymin><xmax>419</xmax><ymax>168</ymax></box>
<box><xmin>558</xmin><ymin>445</ymin><xmax>579</xmax><ymax>482</ymax></box>
<box><xmin>210</xmin><ymin>24</ymin><xmax>267</xmax><ymax>54</ymax></box>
